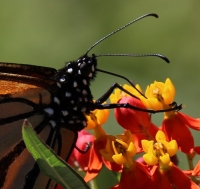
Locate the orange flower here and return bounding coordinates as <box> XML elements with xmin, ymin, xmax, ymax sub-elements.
<box><xmin>142</xmin><ymin>131</ymin><xmax>199</xmax><ymax>189</ymax></box>
<box><xmin>139</xmin><ymin>78</ymin><xmax>200</xmax><ymax>154</ymax></box>
<box><xmin>84</xmin><ymin>109</ymin><xmax>122</xmax><ymax>182</ymax></box>
<box><xmin>100</xmin><ymin>130</ymin><xmax>154</xmax><ymax>189</ymax></box>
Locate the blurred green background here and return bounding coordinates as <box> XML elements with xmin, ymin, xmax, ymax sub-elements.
<box><xmin>0</xmin><ymin>0</ymin><xmax>199</xmax><ymax>187</ymax></box>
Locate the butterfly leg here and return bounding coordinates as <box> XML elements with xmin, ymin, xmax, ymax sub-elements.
<box><xmin>95</xmin><ymin>82</ymin><xmax>138</xmax><ymax>104</ymax></box>
<box><xmin>75</xmin><ymin>142</ymin><xmax>92</xmax><ymax>154</ymax></box>
<box><xmin>93</xmin><ymin>83</ymin><xmax>182</xmax><ymax>113</ymax></box>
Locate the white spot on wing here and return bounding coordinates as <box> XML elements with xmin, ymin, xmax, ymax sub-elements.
<box><xmin>49</xmin><ymin>120</ymin><xmax>56</xmax><ymax>128</ymax></box>
<box><xmin>57</xmin><ymin>82</ymin><xmax>61</xmax><ymax>88</ymax></box>
<box><xmin>73</xmin><ymin>81</ymin><xmax>78</xmax><ymax>88</ymax></box>
<box><xmin>65</xmin><ymin>92</ymin><xmax>71</xmax><ymax>97</ymax></box>
<box><xmin>54</xmin><ymin>97</ymin><xmax>60</xmax><ymax>105</ymax></box>
<box><xmin>62</xmin><ymin>110</ymin><xmax>68</xmax><ymax>116</ymax></box>
<box><xmin>44</xmin><ymin>108</ymin><xmax>54</xmax><ymax>115</ymax></box>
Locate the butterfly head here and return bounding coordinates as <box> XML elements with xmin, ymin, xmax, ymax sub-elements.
<box><xmin>75</xmin><ymin>54</ymin><xmax>97</xmax><ymax>80</ymax></box>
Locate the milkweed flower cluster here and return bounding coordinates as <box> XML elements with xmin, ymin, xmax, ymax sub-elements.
<box><xmin>66</xmin><ymin>78</ymin><xmax>200</xmax><ymax>189</ymax></box>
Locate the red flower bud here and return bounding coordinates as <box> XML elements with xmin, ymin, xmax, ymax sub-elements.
<box><xmin>115</xmin><ymin>97</ymin><xmax>150</xmax><ymax>133</ymax></box>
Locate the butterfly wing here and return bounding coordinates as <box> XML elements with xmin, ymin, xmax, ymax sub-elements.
<box><xmin>0</xmin><ymin>63</ymin><xmax>78</xmax><ymax>189</ymax></box>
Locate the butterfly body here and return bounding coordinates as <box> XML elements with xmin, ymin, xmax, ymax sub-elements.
<box><xmin>53</xmin><ymin>54</ymin><xmax>97</xmax><ymax>131</ymax></box>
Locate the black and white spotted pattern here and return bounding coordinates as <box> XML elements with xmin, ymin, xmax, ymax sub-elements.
<box><xmin>43</xmin><ymin>54</ymin><xmax>97</xmax><ymax>131</ymax></box>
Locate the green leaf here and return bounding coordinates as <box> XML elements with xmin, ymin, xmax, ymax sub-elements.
<box><xmin>22</xmin><ymin>119</ymin><xmax>90</xmax><ymax>189</ymax></box>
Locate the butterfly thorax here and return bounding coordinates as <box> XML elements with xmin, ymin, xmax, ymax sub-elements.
<box><xmin>44</xmin><ymin>54</ymin><xmax>97</xmax><ymax>131</ymax></box>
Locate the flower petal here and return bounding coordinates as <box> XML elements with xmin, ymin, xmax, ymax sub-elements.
<box><xmin>167</xmin><ymin>140</ymin><xmax>178</xmax><ymax>156</ymax></box>
<box><xmin>99</xmin><ymin>148</ymin><xmax>114</xmax><ymax>162</ymax></box>
<box><xmin>177</xmin><ymin>112</ymin><xmax>200</xmax><ymax>131</ymax></box>
<box><xmin>117</xmin><ymin>130</ymin><xmax>134</xmax><ymax>145</ymax></box>
<box><xmin>143</xmin><ymin>98</ymin><xmax>163</xmax><ymax>110</ymax></box>
<box><xmin>118</xmin><ymin>162</ymin><xmax>154</xmax><ymax>189</ymax></box>
<box><xmin>170</xmin><ymin>165</ymin><xmax>199</xmax><ymax>189</ymax></box>
<box><xmin>160</xmin><ymin>153</ymin><xmax>170</xmax><ymax>165</ymax></box>
<box><xmin>84</xmin><ymin>144</ymin><xmax>102</xmax><ymax>182</ymax></box>
<box><xmin>112</xmin><ymin>153</ymin><xmax>126</xmax><ymax>165</ymax></box>
<box><xmin>151</xmin><ymin>166</ymin><xmax>175</xmax><ymax>189</ymax></box>
<box><xmin>162</xmin><ymin>87</ymin><xmax>174</xmax><ymax>105</ymax></box>
<box><xmin>162</xmin><ymin>115</ymin><xmax>194</xmax><ymax>154</ymax></box>
<box><xmin>143</xmin><ymin>153</ymin><xmax>158</xmax><ymax>165</ymax></box>
<box><xmin>141</xmin><ymin>140</ymin><xmax>154</xmax><ymax>153</ymax></box>
<box><xmin>126</xmin><ymin>142</ymin><xmax>137</xmax><ymax>157</ymax></box>
<box><xmin>110</xmin><ymin>88</ymin><xmax>121</xmax><ymax>103</ymax></box>
<box><xmin>192</xmin><ymin>161</ymin><xmax>200</xmax><ymax>176</ymax></box>
<box><xmin>145</xmin><ymin>85</ymin><xmax>151</xmax><ymax>97</ymax></box>
<box><xmin>194</xmin><ymin>146</ymin><xmax>200</xmax><ymax>155</ymax></box>
<box><xmin>96</xmin><ymin>108</ymin><xmax>110</xmax><ymax>125</ymax></box>
<box><xmin>102</xmin><ymin>158</ymin><xmax>122</xmax><ymax>172</ymax></box>
<box><xmin>155</xmin><ymin>130</ymin><xmax>166</xmax><ymax>141</ymax></box>
<box><xmin>165</xmin><ymin>78</ymin><xmax>175</xmax><ymax>96</ymax></box>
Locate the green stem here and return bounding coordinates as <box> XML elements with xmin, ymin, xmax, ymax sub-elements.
<box><xmin>186</xmin><ymin>153</ymin><xmax>198</xmax><ymax>183</ymax></box>
<box><xmin>89</xmin><ymin>178</ymin><xmax>98</xmax><ymax>189</ymax></box>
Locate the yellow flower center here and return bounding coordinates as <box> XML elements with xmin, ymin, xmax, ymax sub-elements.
<box><xmin>153</xmin><ymin>142</ymin><xmax>168</xmax><ymax>159</ymax></box>
<box><xmin>100</xmin><ymin>131</ymin><xmax>136</xmax><ymax>169</ymax></box>
<box><xmin>113</xmin><ymin>140</ymin><xmax>128</xmax><ymax>155</ymax></box>
<box><xmin>152</xmin><ymin>87</ymin><xmax>176</xmax><ymax>119</ymax></box>
<box><xmin>153</xmin><ymin>88</ymin><xmax>164</xmax><ymax>103</ymax></box>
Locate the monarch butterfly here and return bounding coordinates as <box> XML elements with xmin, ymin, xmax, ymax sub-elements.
<box><xmin>0</xmin><ymin>13</ymin><xmax>173</xmax><ymax>189</ymax></box>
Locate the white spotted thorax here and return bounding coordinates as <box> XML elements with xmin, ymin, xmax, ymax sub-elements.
<box><xmin>44</xmin><ymin>54</ymin><xmax>97</xmax><ymax>131</ymax></box>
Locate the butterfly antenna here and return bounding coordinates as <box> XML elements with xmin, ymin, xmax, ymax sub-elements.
<box><xmin>96</xmin><ymin>53</ymin><xmax>170</xmax><ymax>63</ymax></box>
<box><xmin>85</xmin><ymin>13</ymin><xmax>158</xmax><ymax>55</ymax></box>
